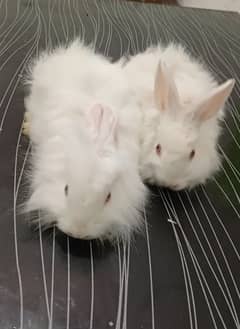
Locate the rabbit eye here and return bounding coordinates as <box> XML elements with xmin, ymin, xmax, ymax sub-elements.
<box><xmin>156</xmin><ymin>144</ymin><xmax>161</xmax><ymax>155</ymax></box>
<box><xmin>64</xmin><ymin>184</ymin><xmax>69</xmax><ymax>196</ymax></box>
<box><xmin>189</xmin><ymin>150</ymin><xmax>195</xmax><ymax>160</ymax></box>
<box><xmin>105</xmin><ymin>193</ymin><xmax>111</xmax><ymax>204</ymax></box>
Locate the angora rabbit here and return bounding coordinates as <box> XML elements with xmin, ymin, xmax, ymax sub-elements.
<box><xmin>24</xmin><ymin>40</ymin><xmax>147</xmax><ymax>241</ymax></box>
<box><xmin>123</xmin><ymin>44</ymin><xmax>235</xmax><ymax>190</ymax></box>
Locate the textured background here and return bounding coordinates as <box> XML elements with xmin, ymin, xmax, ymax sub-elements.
<box><xmin>0</xmin><ymin>1</ymin><xmax>240</xmax><ymax>329</ymax></box>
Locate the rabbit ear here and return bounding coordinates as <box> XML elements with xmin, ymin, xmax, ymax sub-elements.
<box><xmin>87</xmin><ymin>103</ymin><xmax>118</xmax><ymax>151</ymax></box>
<box><xmin>154</xmin><ymin>61</ymin><xmax>180</xmax><ymax>112</ymax></box>
<box><xmin>194</xmin><ymin>79</ymin><xmax>235</xmax><ymax>122</ymax></box>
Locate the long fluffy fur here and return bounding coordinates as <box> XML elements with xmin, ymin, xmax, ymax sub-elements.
<box><xmin>24</xmin><ymin>40</ymin><xmax>148</xmax><ymax>241</ymax></box>
<box><xmin>123</xmin><ymin>44</ymin><xmax>233</xmax><ymax>190</ymax></box>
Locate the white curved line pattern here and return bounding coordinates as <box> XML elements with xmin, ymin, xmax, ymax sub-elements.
<box><xmin>171</xmin><ymin>221</ymin><xmax>197</xmax><ymax>329</ymax></box>
<box><xmin>13</xmin><ymin>125</ymin><xmax>25</xmax><ymax>329</ymax></box>
<box><xmin>66</xmin><ymin>236</ymin><xmax>71</xmax><ymax>329</ymax></box>
<box><xmin>39</xmin><ymin>216</ymin><xmax>51</xmax><ymax>321</ymax></box>
<box><xmin>160</xmin><ymin>191</ymin><xmax>225</xmax><ymax>329</ymax></box>
<box><xmin>0</xmin><ymin>1</ymin><xmax>239</xmax><ymax>329</ymax></box>
<box><xmin>144</xmin><ymin>208</ymin><xmax>155</xmax><ymax>329</ymax></box>
<box><xmin>89</xmin><ymin>241</ymin><xmax>94</xmax><ymax>329</ymax></box>
<box><xmin>162</xmin><ymin>192</ymin><xmax>198</xmax><ymax>329</ymax></box>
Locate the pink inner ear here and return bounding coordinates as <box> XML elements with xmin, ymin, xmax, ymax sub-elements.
<box><xmin>87</xmin><ymin>103</ymin><xmax>118</xmax><ymax>152</ymax></box>
<box><xmin>90</xmin><ymin>103</ymin><xmax>104</xmax><ymax>135</ymax></box>
<box><xmin>195</xmin><ymin>79</ymin><xmax>235</xmax><ymax>122</ymax></box>
<box><xmin>154</xmin><ymin>61</ymin><xmax>180</xmax><ymax>113</ymax></box>
<box><xmin>99</xmin><ymin>105</ymin><xmax>118</xmax><ymax>146</ymax></box>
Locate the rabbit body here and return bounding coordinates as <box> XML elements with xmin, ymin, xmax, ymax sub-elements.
<box><xmin>24</xmin><ymin>41</ymin><xmax>147</xmax><ymax>240</ymax></box>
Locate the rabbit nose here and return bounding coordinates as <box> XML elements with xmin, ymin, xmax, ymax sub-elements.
<box><xmin>169</xmin><ymin>184</ymin><xmax>179</xmax><ymax>190</ymax></box>
<box><xmin>169</xmin><ymin>183</ymin><xmax>187</xmax><ymax>191</ymax></box>
<box><xmin>62</xmin><ymin>229</ymin><xmax>90</xmax><ymax>240</ymax></box>
<box><xmin>168</xmin><ymin>184</ymin><xmax>183</xmax><ymax>191</ymax></box>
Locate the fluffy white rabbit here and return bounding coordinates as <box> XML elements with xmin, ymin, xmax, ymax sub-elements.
<box><xmin>24</xmin><ymin>40</ymin><xmax>147</xmax><ymax>241</ymax></box>
<box><xmin>123</xmin><ymin>44</ymin><xmax>235</xmax><ymax>190</ymax></box>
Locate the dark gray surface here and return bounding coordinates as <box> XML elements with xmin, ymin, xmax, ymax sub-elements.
<box><xmin>0</xmin><ymin>1</ymin><xmax>240</xmax><ymax>328</ymax></box>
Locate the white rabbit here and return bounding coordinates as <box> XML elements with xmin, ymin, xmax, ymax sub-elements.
<box><xmin>24</xmin><ymin>40</ymin><xmax>147</xmax><ymax>241</ymax></box>
<box><xmin>123</xmin><ymin>44</ymin><xmax>235</xmax><ymax>190</ymax></box>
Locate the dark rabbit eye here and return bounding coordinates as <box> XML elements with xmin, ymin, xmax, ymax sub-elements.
<box><xmin>105</xmin><ymin>193</ymin><xmax>111</xmax><ymax>204</ymax></box>
<box><xmin>64</xmin><ymin>184</ymin><xmax>69</xmax><ymax>196</ymax></box>
<box><xmin>156</xmin><ymin>144</ymin><xmax>161</xmax><ymax>155</ymax></box>
<box><xmin>189</xmin><ymin>150</ymin><xmax>195</xmax><ymax>160</ymax></box>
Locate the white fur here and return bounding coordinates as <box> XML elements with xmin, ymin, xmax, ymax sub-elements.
<box><xmin>24</xmin><ymin>40</ymin><xmax>147</xmax><ymax>241</ymax></box>
<box><xmin>123</xmin><ymin>44</ymin><xmax>235</xmax><ymax>190</ymax></box>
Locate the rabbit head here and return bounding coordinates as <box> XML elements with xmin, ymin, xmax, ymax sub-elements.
<box><xmin>140</xmin><ymin>62</ymin><xmax>235</xmax><ymax>190</ymax></box>
<box><xmin>28</xmin><ymin>104</ymin><xmax>147</xmax><ymax>241</ymax></box>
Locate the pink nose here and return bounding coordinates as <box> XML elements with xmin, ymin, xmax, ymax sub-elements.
<box><xmin>169</xmin><ymin>184</ymin><xmax>183</xmax><ymax>191</ymax></box>
<box><xmin>169</xmin><ymin>184</ymin><xmax>179</xmax><ymax>190</ymax></box>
